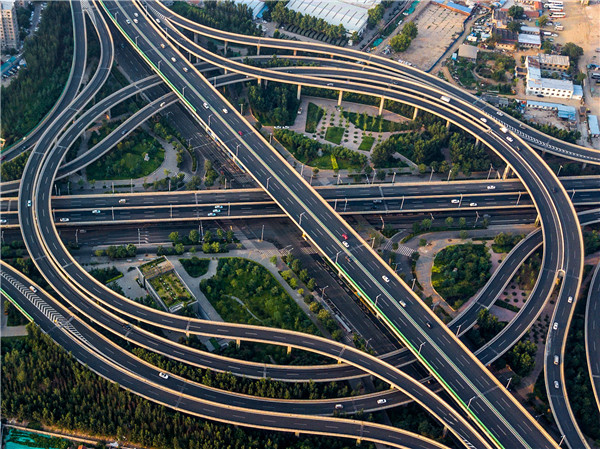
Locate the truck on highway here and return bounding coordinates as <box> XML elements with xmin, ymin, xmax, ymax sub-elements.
<box><xmin>440</xmin><ymin>95</ymin><xmax>451</xmax><ymax>103</ymax></box>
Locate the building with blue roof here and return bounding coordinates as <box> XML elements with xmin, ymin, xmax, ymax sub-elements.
<box><xmin>588</xmin><ymin>115</ymin><xmax>600</xmax><ymax>137</ymax></box>
<box><xmin>526</xmin><ymin>100</ymin><xmax>577</xmax><ymax>121</ymax></box>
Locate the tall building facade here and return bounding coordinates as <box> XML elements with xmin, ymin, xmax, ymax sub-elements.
<box><xmin>1</xmin><ymin>1</ymin><xmax>19</xmax><ymax>50</ymax></box>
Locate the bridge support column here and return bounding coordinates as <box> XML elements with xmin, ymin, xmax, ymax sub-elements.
<box><xmin>295</xmin><ymin>431</ymin><xmax>300</xmax><ymax>437</ymax></box>
<box><xmin>446</xmin><ymin>119</ymin><xmax>451</xmax><ymax>129</ymax></box>
<box><xmin>293</xmin><ymin>49</ymin><xmax>297</xmax><ymax>56</ymax></box>
<box><xmin>378</xmin><ymin>97</ymin><xmax>384</xmax><ymax>116</ymax></box>
<box><xmin>194</xmin><ymin>33</ymin><xmax>198</xmax><ymax>44</ymax></box>
<box><xmin>412</xmin><ymin>107</ymin><xmax>419</xmax><ymax>120</ymax></box>
<box><xmin>236</xmin><ymin>339</ymin><xmax>241</xmax><ymax>348</ymax></box>
<box><xmin>534</xmin><ymin>214</ymin><xmax>541</xmax><ymax>226</ymax></box>
<box><xmin>337</xmin><ymin>90</ymin><xmax>343</xmax><ymax>106</ymax></box>
<box><xmin>297</xmin><ymin>84</ymin><xmax>302</xmax><ymax>101</ymax></box>
<box><xmin>256</xmin><ymin>45</ymin><xmax>260</xmax><ymax>55</ymax></box>
<box><xmin>257</xmin><ymin>77</ymin><xmax>262</xmax><ymax>86</ymax></box>
<box><xmin>287</xmin><ymin>345</ymin><xmax>292</xmax><ymax>355</ymax></box>
<box><xmin>583</xmin><ymin>162</ymin><xmax>587</xmax><ymax>170</ymax></box>
<box><xmin>223</xmin><ymin>41</ymin><xmax>228</xmax><ymax>54</ymax></box>
<box><xmin>502</xmin><ymin>165</ymin><xmax>511</xmax><ymax>179</ymax></box>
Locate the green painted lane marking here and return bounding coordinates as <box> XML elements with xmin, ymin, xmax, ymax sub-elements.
<box><xmin>1</xmin><ymin>288</ymin><xmax>34</xmax><ymax>322</ymax></box>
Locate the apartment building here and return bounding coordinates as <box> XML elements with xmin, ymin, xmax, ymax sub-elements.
<box><xmin>1</xmin><ymin>1</ymin><xmax>19</xmax><ymax>50</ymax></box>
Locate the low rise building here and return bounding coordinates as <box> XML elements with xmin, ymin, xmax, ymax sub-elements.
<box><xmin>538</xmin><ymin>53</ymin><xmax>570</xmax><ymax>72</ymax></box>
<box><xmin>525</xmin><ymin>55</ymin><xmax>581</xmax><ymax>99</ymax></box>
<box><xmin>588</xmin><ymin>115</ymin><xmax>600</xmax><ymax>137</ymax></box>
<box><xmin>526</xmin><ymin>100</ymin><xmax>577</xmax><ymax>121</ymax></box>
<box><xmin>458</xmin><ymin>43</ymin><xmax>479</xmax><ymax>59</ymax></box>
<box><xmin>518</xmin><ymin>33</ymin><xmax>541</xmax><ymax>48</ymax></box>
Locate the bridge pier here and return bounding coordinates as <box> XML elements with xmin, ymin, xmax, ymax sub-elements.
<box><xmin>583</xmin><ymin>162</ymin><xmax>587</xmax><ymax>170</ymax></box>
<box><xmin>378</xmin><ymin>97</ymin><xmax>384</xmax><ymax>116</ymax></box>
<box><xmin>502</xmin><ymin>165</ymin><xmax>512</xmax><ymax>179</ymax></box>
<box><xmin>256</xmin><ymin>45</ymin><xmax>260</xmax><ymax>55</ymax></box>
<box><xmin>293</xmin><ymin>49</ymin><xmax>297</xmax><ymax>56</ymax></box>
<box><xmin>223</xmin><ymin>41</ymin><xmax>228</xmax><ymax>54</ymax></box>
<box><xmin>412</xmin><ymin>107</ymin><xmax>419</xmax><ymax>120</ymax></box>
<box><xmin>297</xmin><ymin>84</ymin><xmax>302</xmax><ymax>101</ymax></box>
<box><xmin>534</xmin><ymin>214</ymin><xmax>541</xmax><ymax>226</ymax></box>
<box><xmin>475</xmin><ymin>138</ymin><xmax>481</xmax><ymax>149</ymax></box>
<box><xmin>236</xmin><ymin>339</ymin><xmax>241</xmax><ymax>349</ymax></box>
<box><xmin>446</xmin><ymin>119</ymin><xmax>451</xmax><ymax>129</ymax></box>
<box><xmin>193</xmin><ymin>34</ymin><xmax>198</xmax><ymax>44</ymax></box>
<box><xmin>337</xmin><ymin>90</ymin><xmax>343</xmax><ymax>106</ymax></box>
<box><xmin>287</xmin><ymin>345</ymin><xmax>292</xmax><ymax>355</ymax></box>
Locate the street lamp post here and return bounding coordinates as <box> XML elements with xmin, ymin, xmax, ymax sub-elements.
<box><xmin>516</xmin><ymin>191</ymin><xmax>522</xmax><ymax>206</ymax></box>
<box><xmin>467</xmin><ymin>396</ymin><xmax>476</xmax><ymax>409</ymax></box>
<box><xmin>418</xmin><ymin>342</ymin><xmax>425</xmax><ymax>354</ymax></box>
<box><xmin>557</xmin><ymin>164</ymin><xmax>563</xmax><ymax>176</ymax></box>
<box><xmin>158</xmin><ymin>60</ymin><xmax>161</xmax><ymax>70</ymax></box>
<box><xmin>401</xmin><ymin>195</ymin><xmax>405</xmax><ymax>210</ymax></box>
<box><xmin>344</xmin><ymin>198</ymin><xmax>348</xmax><ymax>212</ymax></box>
<box><xmin>392</xmin><ymin>172</ymin><xmax>396</xmax><ymax>185</ymax></box>
<box><xmin>299</xmin><ymin>212</ymin><xmax>305</xmax><ymax>226</ymax></box>
<box><xmin>266</xmin><ymin>176</ymin><xmax>271</xmax><ymax>190</ymax></box>
<box><xmin>182</xmin><ymin>86</ymin><xmax>186</xmax><ymax>97</ymax></box>
<box><xmin>208</xmin><ymin>114</ymin><xmax>213</xmax><ymax>127</ymax></box>
<box><xmin>335</xmin><ymin>251</ymin><xmax>341</xmax><ymax>264</ymax></box>
<box><xmin>375</xmin><ymin>294</ymin><xmax>381</xmax><ymax>306</ymax></box>
<box><xmin>487</xmin><ymin>164</ymin><xmax>493</xmax><ymax>180</ymax></box>
<box><xmin>458</xmin><ymin>193</ymin><xmax>463</xmax><ymax>207</ymax></box>
<box><xmin>429</xmin><ymin>167</ymin><xmax>434</xmax><ymax>182</ymax></box>
<box><xmin>455</xmin><ymin>324</ymin><xmax>462</xmax><ymax>336</ymax></box>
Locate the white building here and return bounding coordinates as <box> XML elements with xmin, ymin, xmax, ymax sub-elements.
<box><xmin>525</xmin><ymin>55</ymin><xmax>581</xmax><ymax>99</ymax></box>
<box><xmin>233</xmin><ymin>0</ymin><xmax>266</xmax><ymax>19</ymax></box>
<box><xmin>285</xmin><ymin>0</ymin><xmax>382</xmax><ymax>36</ymax></box>
<box><xmin>0</xmin><ymin>1</ymin><xmax>19</xmax><ymax>50</ymax></box>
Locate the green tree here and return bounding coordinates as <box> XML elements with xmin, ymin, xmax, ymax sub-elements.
<box><xmin>508</xmin><ymin>5</ymin><xmax>524</xmax><ymax>18</ymax></box>
<box><xmin>538</xmin><ymin>15</ymin><xmax>548</xmax><ymax>27</ymax></box>
<box><xmin>507</xmin><ymin>21</ymin><xmax>522</xmax><ymax>33</ymax></box>
<box><xmin>189</xmin><ymin>229</ymin><xmax>199</xmax><ymax>244</ymax></box>
<box><xmin>458</xmin><ymin>217</ymin><xmax>467</xmax><ymax>228</ymax></box>
<box><xmin>561</xmin><ymin>42</ymin><xmax>584</xmax><ymax>63</ymax></box>
<box><xmin>169</xmin><ymin>232</ymin><xmax>179</xmax><ymax>244</ymax></box>
<box><xmin>445</xmin><ymin>217</ymin><xmax>454</xmax><ymax>227</ymax></box>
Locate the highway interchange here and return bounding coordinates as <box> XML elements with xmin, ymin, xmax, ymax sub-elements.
<box><xmin>1</xmin><ymin>1</ymin><xmax>599</xmax><ymax>448</ymax></box>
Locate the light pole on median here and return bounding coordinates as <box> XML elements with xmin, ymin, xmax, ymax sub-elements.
<box><xmin>418</xmin><ymin>342</ymin><xmax>425</xmax><ymax>354</ymax></box>
<box><xmin>411</xmin><ymin>278</ymin><xmax>416</xmax><ymax>290</ymax></box>
<box><xmin>182</xmin><ymin>86</ymin><xmax>186</xmax><ymax>97</ymax></box>
<box><xmin>429</xmin><ymin>167</ymin><xmax>434</xmax><ymax>182</ymax></box>
<box><xmin>236</xmin><ymin>144</ymin><xmax>240</xmax><ymax>157</ymax></box>
<box><xmin>516</xmin><ymin>191</ymin><xmax>522</xmax><ymax>206</ymax></box>
<box><xmin>559</xmin><ymin>435</ymin><xmax>565</xmax><ymax>446</ymax></box>
<box><xmin>458</xmin><ymin>193</ymin><xmax>463</xmax><ymax>208</ymax></box>
<box><xmin>299</xmin><ymin>212</ymin><xmax>305</xmax><ymax>226</ymax></box>
<box><xmin>75</xmin><ymin>229</ymin><xmax>79</xmax><ymax>245</ymax></box>
<box><xmin>467</xmin><ymin>395</ymin><xmax>476</xmax><ymax>409</ymax></box>
<box><xmin>135</xmin><ymin>36</ymin><xmax>139</xmax><ymax>46</ymax></box>
<box><xmin>487</xmin><ymin>163</ymin><xmax>493</xmax><ymax>180</ymax></box>
<box><xmin>344</xmin><ymin>198</ymin><xmax>348</xmax><ymax>212</ymax></box>
<box><xmin>557</xmin><ymin>164</ymin><xmax>563</xmax><ymax>176</ymax></box>
<box><xmin>401</xmin><ymin>195</ymin><xmax>405</xmax><ymax>210</ymax></box>
<box><xmin>392</xmin><ymin>171</ymin><xmax>396</xmax><ymax>185</ymax></box>
<box><xmin>158</xmin><ymin>60</ymin><xmax>161</xmax><ymax>70</ymax></box>
<box><xmin>375</xmin><ymin>294</ymin><xmax>381</xmax><ymax>306</ymax></box>
<box><xmin>335</xmin><ymin>251</ymin><xmax>341</xmax><ymax>265</ymax></box>
<box><xmin>266</xmin><ymin>176</ymin><xmax>271</xmax><ymax>190</ymax></box>
<box><xmin>321</xmin><ymin>285</ymin><xmax>328</xmax><ymax>298</ymax></box>
<box><xmin>506</xmin><ymin>377</ymin><xmax>512</xmax><ymax>389</ymax></box>
<box><xmin>571</xmin><ymin>189</ymin><xmax>575</xmax><ymax>200</ymax></box>
<box><xmin>456</xmin><ymin>324</ymin><xmax>462</xmax><ymax>336</ymax></box>
<box><xmin>208</xmin><ymin>114</ymin><xmax>213</xmax><ymax>127</ymax></box>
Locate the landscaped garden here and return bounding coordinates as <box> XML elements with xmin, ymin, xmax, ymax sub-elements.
<box><xmin>342</xmin><ymin>110</ymin><xmax>418</xmax><ymax>133</ymax></box>
<box><xmin>85</xmin><ymin>129</ymin><xmax>164</xmax><ymax>181</ymax></box>
<box><xmin>432</xmin><ymin>243</ymin><xmax>491</xmax><ymax>309</ymax></box>
<box><xmin>148</xmin><ymin>271</ymin><xmax>194</xmax><ymax>309</ymax></box>
<box><xmin>305</xmin><ymin>102</ymin><xmax>324</xmax><ymax>133</ymax></box>
<box><xmin>324</xmin><ymin>126</ymin><xmax>345</xmax><ymax>144</ymax></box>
<box><xmin>200</xmin><ymin>257</ymin><xmax>318</xmax><ymax>333</ymax></box>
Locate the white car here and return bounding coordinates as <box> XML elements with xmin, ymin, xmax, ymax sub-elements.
<box><xmin>160</xmin><ymin>43</ymin><xmax>165</xmax><ymax>49</ymax></box>
<box><xmin>553</xmin><ymin>322</ymin><xmax>558</xmax><ymax>330</ymax></box>
<box><xmin>203</xmin><ymin>102</ymin><xmax>210</xmax><ymax>109</ymax></box>
<box><xmin>382</xmin><ymin>275</ymin><xmax>390</xmax><ymax>283</ymax></box>
<box><xmin>126</xmin><ymin>19</ymin><xmax>130</xmax><ymax>24</ymax></box>
<box><xmin>134</xmin><ymin>12</ymin><xmax>138</xmax><ymax>17</ymax></box>
<box><xmin>506</xmin><ymin>136</ymin><xmax>513</xmax><ymax>142</ymax></box>
<box><xmin>159</xmin><ymin>372</ymin><xmax>169</xmax><ymax>379</ymax></box>
<box><xmin>399</xmin><ymin>300</ymin><xmax>407</xmax><ymax>308</ymax></box>
<box><xmin>554</xmin><ymin>380</ymin><xmax>559</xmax><ymax>389</ymax></box>
<box><xmin>469</xmin><ymin>202</ymin><xmax>477</xmax><ymax>207</ymax></box>
<box><xmin>212</xmin><ymin>209</ymin><xmax>221</xmax><ymax>213</ymax></box>
<box><xmin>342</xmin><ymin>241</ymin><xmax>349</xmax><ymax>248</ymax></box>
<box><xmin>214</xmin><ymin>205</ymin><xmax>223</xmax><ymax>209</ymax></box>
<box><xmin>222</xmin><ymin>108</ymin><xmax>228</xmax><ymax>114</ymax></box>
<box><xmin>133</xmin><ymin>18</ymin><xmax>138</xmax><ymax>24</ymax></box>
<box><xmin>487</xmin><ymin>185</ymin><xmax>496</xmax><ymax>190</ymax></box>
<box><xmin>183</xmin><ymin>67</ymin><xmax>188</xmax><ymax>72</ymax></box>
<box><xmin>208</xmin><ymin>212</ymin><xmax>216</xmax><ymax>217</ymax></box>
<box><xmin>496</xmin><ymin>111</ymin><xmax>504</xmax><ymax>116</ymax></box>
<box><xmin>92</xmin><ymin>210</ymin><xmax>101</xmax><ymax>214</ymax></box>
<box><xmin>480</xmin><ymin>117</ymin><xmax>487</xmax><ymax>123</ymax></box>
<box><xmin>27</xmin><ymin>200</ymin><xmax>32</xmax><ymax>207</ymax></box>
<box><xmin>171</xmin><ymin>57</ymin><xmax>177</xmax><ymax>63</ymax></box>
<box><xmin>451</xmin><ymin>199</ymin><xmax>460</xmax><ymax>204</ymax></box>
<box><xmin>0</xmin><ymin>219</ymin><xmax>7</xmax><ymax>224</ymax></box>
<box><xmin>29</xmin><ymin>286</ymin><xmax>37</xmax><ymax>293</ymax></box>
<box><xmin>377</xmin><ymin>399</ymin><xmax>387</xmax><ymax>404</ymax></box>
<box><xmin>568</xmin><ymin>296</ymin><xmax>573</xmax><ymax>303</ymax></box>
<box><xmin>59</xmin><ymin>218</ymin><xmax>70</xmax><ymax>222</ymax></box>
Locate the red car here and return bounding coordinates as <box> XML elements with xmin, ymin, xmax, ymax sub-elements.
<box><xmin>341</xmin><ymin>233</ymin><xmax>348</xmax><ymax>240</ymax></box>
<box><xmin>238</xmin><ymin>131</ymin><xmax>243</xmax><ymax>136</ymax></box>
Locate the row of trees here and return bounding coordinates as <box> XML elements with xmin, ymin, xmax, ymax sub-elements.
<box><xmin>274</xmin><ymin>128</ymin><xmax>366</xmax><ymax>167</ymax></box>
<box><xmin>390</xmin><ymin>21</ymin><xmax>418</xmax><ymax>53</ymax></box>
<box><xmin>94</xmin><ymin>244</ymin><xmax>137</xmax><ymax>260</ymax></box>
<box><xmin>1</xmin><ymin>150</ymin><xmax>30</xmax><ymax>181</ymax></box>
<box><xmin>1</xmin><ymin>2</ymin><xmax>73</xmax><ymax>146</ymax></box>
<box><xmin>270</xmin><ymin>2</ymin><xmax>347</xmax><ymax>40</ymax></box>
<box><xmin>1</xmin><ymin>325</ymin><xmax>373</xmax><ymax>449</ymax></box>
<box><xmin>170</xmin><ymin>1</ymin><xmax>261</xmax><ymax>36</ymax></box>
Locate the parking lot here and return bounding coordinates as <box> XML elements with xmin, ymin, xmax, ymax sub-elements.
<box><xmin>399</xmin><ymin>4</ymin><xmax>466</xmax><ymax>70</ymax></box>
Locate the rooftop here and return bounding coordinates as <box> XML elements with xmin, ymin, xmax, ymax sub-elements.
<box><xmin>518</xmin><ymin>33</ymin><xmax>541</xmax><ymax>46</ymax></box>
<box><xmin>538</xmin><ymin>53</ymin><xmax>570</xmax><ymax>67</ymax></box>
<box><xmin>588</xmin><ymin>115</ymin><xmax>600</xmax><ymax>135</ymax></box>
<box><xmin>286</xmin><ymin>0</ymin><xmax>379</xmax><ymax>34</ymax></box>
<box><xmin>520</xmin><ymin>25</ymin><xmax>540</xmax><ymax>34</ymax></box>
<box><xmin>526</xmin><ymin>100</ymin><xmax>577</xmax><ymax>120</ymax></box>
<box><xmin>458</xmin><ymin>44</ymin><xmax>479</xmax><ymax>59</ymax></box>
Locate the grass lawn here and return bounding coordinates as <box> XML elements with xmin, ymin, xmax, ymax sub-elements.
<box><xmin>342</xmin><ymin>111</ymin><xmax>412</xmax><ymax>133</ymax></box>
<box><xmin>358</xmin><ymin>136</ymin><xmax>375</xmax><ymax>151</ymax></box>
<box><xmin>305</xmin><ymin>102</ymin><xmax>324</xmax><ymax>133</ymax></box>
<box><xmin>179</xmin><ymin>257</ymin><xmax>210</xmax><ymax>277</ymax></box>
<box><xmin>309</xmin><ymin>153</ymin><xmax>362</xmax><ymax>170</ymax></box>
<box><xmin>200</xmin><ymin>257</ymin><xmax>318</xmax><ymax>334</ymax></box>
<box><xmin>431</xmin><ymin>243</ymin><xmax>491</xmax><ymax>309</ymax></box>
<box><xmin>325</xmin><ymin>126</ymin><xmax>345</xmax><ymax>145</ymax></box>
<box><xmin>149</xmin><ymin>271</ymin><xmax>194</xmax><ymax>309</ymax></box>
<box><xmin>86</xmin><ymin>130</ymin><xmax>164</xmax><ymax>181</ymax></box>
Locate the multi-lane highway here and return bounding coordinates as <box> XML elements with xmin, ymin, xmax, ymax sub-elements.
<box><xmin>98</xmin><ymin>2</ymin><xmax>576</xmax><ymax>447</ymax></box>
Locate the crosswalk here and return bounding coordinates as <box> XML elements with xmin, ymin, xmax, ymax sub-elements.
<box><xmin>1</xmin><ymin>271</ymin><xmax>89</xmax><ymax>345</ymax></box>
<box><xmin>382</xmin><ymin>239</ymin><xmax>414</xmax><ymax>257</ymax></box>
